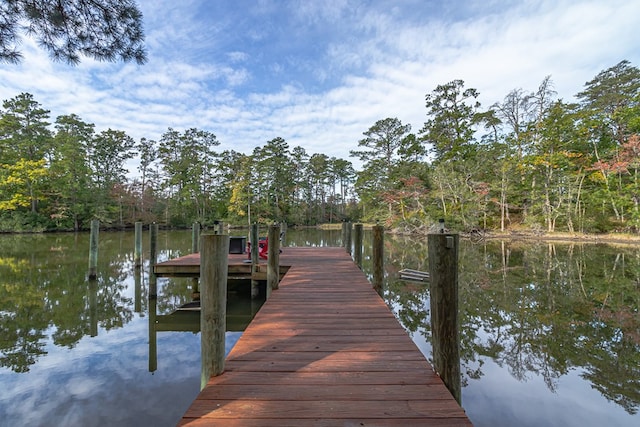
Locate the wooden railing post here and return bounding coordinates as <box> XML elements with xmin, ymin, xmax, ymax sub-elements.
<box><xmin>88</xmin><ymin>219</ymin><xmax>99</xmax><ymax>280</ymax></box>
<box><xmin>372</xmin><ymin>224</ymin><xmax>384</xmax><ymax>295</ymax></box>
<box><xmin>267</xmin><ymin>224</ymin><xmax>280</xmax><ymax>298</ymax></box>
<box><xmin>353</xmin><ymin>223</ymin><xmax>363</xmax><ymax>268</ymax></box>
<box><xmin>200</xmin><ymin>233</ymin><xmax>229</xmax><ymax>390</ymax></box>
<box><xmin>134</xmin><ymin>221</ymin><xmax>143</xmax><ymax>268</ymax></box>
<box><xmin>428</xmin><ymin>231</ymin><xmax>461</xmax><ymax>404</ymax></box>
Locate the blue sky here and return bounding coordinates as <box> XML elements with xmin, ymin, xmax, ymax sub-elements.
<box><xmin>1</xmin><ymin>0</ymin><xmax>639</xmax><ymax>170</ymax></box>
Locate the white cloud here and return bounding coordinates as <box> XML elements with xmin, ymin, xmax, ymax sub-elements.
<box><xmin>0</xmin><ymin>0</ymin><xmax>638</xmax><ymax>167</ymax></box>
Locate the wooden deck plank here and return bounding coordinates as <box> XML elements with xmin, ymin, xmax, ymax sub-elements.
<box><xmin>194</xmin><ymin>371</ymin><xmax>444</xmax><ymax>386</ymax></box>
<box><xmin>179</xmin><ymin>418</ymin><xmax>470</xmax><ymax>427</ymax></box>
<box><xmin>183</xmin><ymin>400</ymin><xmax>468</xmax><ymax>419</ymax></box>
<box><xmin>179</xmin><ymin>246</ymin><xmax>472</xmax><ymax>426</ymax></box>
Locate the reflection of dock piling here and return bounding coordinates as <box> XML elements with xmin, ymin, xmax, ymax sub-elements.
<box><xmin>148</xmin><ymin>223</ymin><xmax>158</xmax><ymax>298</ymax></box>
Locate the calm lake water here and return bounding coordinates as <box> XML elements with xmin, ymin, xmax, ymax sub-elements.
<box><xmin>0</xmin><ymin>229</ymin><xmax>638</xmax><ymax>426</ymax></box>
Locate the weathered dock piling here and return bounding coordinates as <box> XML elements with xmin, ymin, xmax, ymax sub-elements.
<box><xmin>266</xmin><ymin>224</ymin><xmax>280</xmax><ymax>297</ymax></box>
<box><xmin>88</xmin><ymin>219</ymin><xmax>99</xmax><ymax>279</ymax></box>
<box><xmin>134</xmin><ymin>221</ymin><xmax>143</xmax><ymax>268</ymax></box>
<box><xmin>372</xmin><ymin>224</ymin><xmax>384</xmax><ymax>295</ymax></box>
<box><xmin>345</xmin><ymin>221</ymin><xmax>353</xmax><ymax>254</ymax></box>
<box><xmin>250</xmin><ymin>223</ymin><xmax>260</xmax><ymax>298</ymax></box>
<box><xmin>353</xmin><ymin>223</ymin><xmax>363</xmax><ymax>268</ymax></box>
<box><xmin>191</xmin><ymin>222</ymin><xmax>200</xmax><ymax>298</ymax></box>
<box><xmin>199</xmin><ymin>233</ymin><xmax>229</xmax><ymax>389</ymax></box>
<box><xmin>428</xmin><ymin>231</ymin><xmax>461</xmax><ymax>404</ymax></box>
<box><xmin>192</xmin><ymin>222</ymin><xmax>200</xmax><ymax>253</ymax></box>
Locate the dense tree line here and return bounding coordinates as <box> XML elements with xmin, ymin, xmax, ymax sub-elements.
<box><xmin>0</xmin><ymin>60</ymin><xmax>638</xmax><ymax>233</ymax></box>
<box><xmin>0</xmin><ymin>95</ymin><xmax>358</xmax><ymax>230</ymax></box>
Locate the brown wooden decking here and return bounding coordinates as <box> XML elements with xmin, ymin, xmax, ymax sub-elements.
<box><xmin>154</xmin><ymin>252</ymin><xmax>288</xmax><ymax>280</ymax></box>
<box><xmin>178</xmin><ymin>246</ymin><xmax>472</xmax><ymax>426</ymax></box>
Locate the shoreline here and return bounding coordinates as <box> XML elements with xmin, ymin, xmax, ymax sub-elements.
<box><xmin>463</xmin><ymin>230</ymin><xmax>640</xmax><ymax>246</ymax></box>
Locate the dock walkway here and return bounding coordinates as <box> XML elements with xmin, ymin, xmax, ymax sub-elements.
<box><xmin>177</xmin><ymin>246</ymin><xmax>471</xmax><ymax>426</ymax></box>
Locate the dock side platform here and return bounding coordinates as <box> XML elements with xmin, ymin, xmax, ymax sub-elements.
<box><xmin>178</xmin><ymin>246</ymin><xmax>472</xmax><ymax>426</ymax></box>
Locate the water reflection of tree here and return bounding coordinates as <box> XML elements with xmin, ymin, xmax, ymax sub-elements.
<box><xmin>0</xmin><ymin>255</ymin><xmax>48</xmax><ymax>372</ymax></box>
<box><xmin>0</xmin><ymin>233</ymin><xmax>137</xmax><ymax>372</ymax></box>
<box><xmin>383</xmin><ymin>237</ymin><xmax>640</xmax><ymax>415</ymax></box>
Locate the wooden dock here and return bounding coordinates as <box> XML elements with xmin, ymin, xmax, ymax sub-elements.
<box><xmin>172</xmin><ymin>246</ymin><xmax>471</xmax><ymax>426</ymax></box>
<box><xmin>154</xmin><ymin>252</ymin><xmax>289</xmax><ymax>281</ymax></box>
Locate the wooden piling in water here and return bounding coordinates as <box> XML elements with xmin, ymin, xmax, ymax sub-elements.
<box><xmin>200</xmin><ymin>233</ymin><xmax>229</xmax><ymax>390</ymax></box>
<box><xmin>280</xmin><ymin>222</ymin><xmax>287</xmax><ymax>246</ymax></box>
<box><xmin>267</xmin><ymin>224</ymin><xmax>280</xmax><ymax>297</ymax></box>
<box><xmin>250</xmin><ymin>223</ymin><xmax>259</xmax><ymax>299</ymax></box>
<box><xmin>191</xmin><ymin>222</ymin><xmax>200</xmax><ymax>297</ymax></box>
<box><xmin>88</xmin><ymin>219</ymin><xmax>99</xmax><ymax>280</ymax></box>
<box><xmin>372</xmin><ymin>224</ymin><xmax>384</xmax><ymax>295</ymax></box>
<box><xmin>134</xmin><ymin>221</ymin><xmax>143</xmax><ymax>268</ymax></box>
<box><xmin>428</xmin><ymin>232</ymin><xmax>461</xmax><ymax>404</ymax></box>
<box><xmin>345</xmin><ymin>221</ymin><xmax>353</xmax><ymax>254</ymax></box>
<box><xmin>353</xmin><ymin>223</ymin><xmax>363</xmax><ymax>268</ymax></box>
<box><xmin>192</xmin><ymin>222</ymin><xmax>200</xmax><ymax>253</ymax></box>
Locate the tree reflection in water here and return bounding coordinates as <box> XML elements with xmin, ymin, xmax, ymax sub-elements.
<box><xmin>381</xmin><ymin>236</ymin><xmax>640</xmax><ymax>416</ymax></box>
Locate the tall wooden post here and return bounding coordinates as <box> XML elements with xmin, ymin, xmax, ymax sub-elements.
<box><xmin>428</xmin><ymin>232</ymin><xmax>461</xmax><ymax>404</ymax></box>
<box><xmin>216</xmin><ymin>221</ymin><xmax>225</xmax><ymax>235</ymax></box>
<box><xmin>149</xmin><ymin>223</ymin><xmax>158</xmax><ymax>298</ymax></box>
<box><xmin>88</xmin><ymin>219</ymin><xmax>99</xmax><ymax>280</ymax></box>
<box><xmin>191</xmin><ymin>222</ymin><xmax>200</xmax><ymax>298</ymax></box>
<box><xmin>192</xmin><ymin>222</ymin><xmax>200</xmax><ymax>253</ymax></box>
<box><xmin>341</xmin><ymin>221</ymin><xmax>347</xmax><ymax>247</ymax></box>
<box><xmin>200</xmin><ymin>233</ymin><xmax>229</xmax><ymax>390</ymax></box>
<box><xmin>134</xmin><ymin>221</ymin><xmax>143</xmax><ymax>268</ymax></box>
<box><xmin>345</xmin><ymin>221</ymin><xmax>353</xmax><ymax>254</ymax></box>
<box><xmin>353</xmin><ymin>223</ymin><xmax>363</xmax><ymax>268</ymax></box>
<box><xmin>267</xmin><ymin>224</ymin><xmax>280</xmax><ymax>298</ymax></box>
<box><xmin>250</xmin><ymin>223</ymin><xmax>260</xmax><ymax>298</ymax></box>
<box><xmin>372</xmin><ymin>224</ymin><xmax>384</xmax><ymax>296</ymax></box>
<box><xmin>280</xmin><ymin>222</ymin><xmax>287</xmax><ymax>247</ymax></box>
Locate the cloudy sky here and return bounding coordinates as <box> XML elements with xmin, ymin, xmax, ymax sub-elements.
<box><xmin>1</xmin><ymin>0</ymin><xmax>639</xmax><ymax>168</ymax></box>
